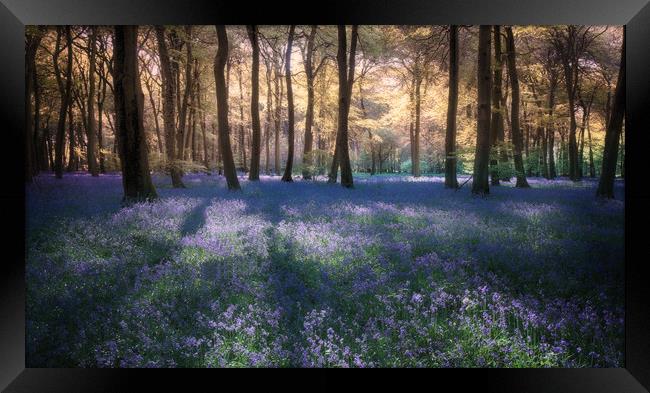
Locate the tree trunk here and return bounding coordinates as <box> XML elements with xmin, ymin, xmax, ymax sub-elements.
<box><xmin>113</xmin><ymin>25</ymin><xmax>157</xmax><ymax>203</ymax></box>
<box><xmin>273</xmin><ymin>55</ymin><xmax>283</xmax><ymax>175</ymax></box>
<box><xmin>247</xmin><ymin>25</ymin><xmax>261</xmax><ymax>180</ymax></box>
<box><xmin>179</xmin><ymin>26</ymin><xmax>193</xmax><ymax>164</ymax></box>
<box><xmin>66</xmin><ymin>88</ymin><xmax>77</xmax><ymax>172</ymax></box>
<box><xmin>597</xmin><ymin>29</ymin><xmax>625</xmax><ymax>198</ymax></box>
<box><xmin>54</xmin><ymin>26</ymin><xmax>73</xmax><ymax>179</ymax></box>
<box><xmin>578</xmin><ymin>107</ymin><xmax>586</xmax><ymax>179</ymax></box>
<box><xmin>558</xmin><ymin>27</ymin><xmax>580</xmax><ymax>181</ymax></box>
<box><xmin>489</xmin><ymin>25</ymin><xmax>505</xmax><ymax>186</ymax></box>
<box><xmin>587</xmin><ymin>117</ymin><xmax>595</xmax><ymax>178</ymax></box>
<box><xmin>505</xmin><ymin>26</ymin><xmax>529</xmax><ymax>188</ymax></box>
<box><xmin>264</xmin><ymin>56</ymin><xmax>272</xmax><ymax>175</ymax></box>
<box><xmin>329</xmin><ymin>25</ymin><xmax>357</xmax><ymax>187</ymax></box>
<box><xmin>413</xmin><ymin>72</ymin><xmax>422</xmax><ymax>177</ymax></box>
<box><xmin>302</xmin><ymin>25</ymin><xmax>317</xmax><ymax>180</ymax></box>
<box><xmin>547</xmin><ymin>76</ymin><xmax>557</xmax><ymax>179</ymax></box>
<box><xmin>144</xmin><ymin>77</ymin><xmax>164</xmax><ymax>156</ymax></box>
<box><xmin>25</xmin><ymin>27</ymin><xmax>43</xmax><ymax>181</ymax></box>
<box><xmin>86</xmin><ymin>27</ymin><xmax>99</xmax><ymax>176</ymax></box>
<box><xmin>445</xmin><ymin>25</ymin><xmax>459</xmax><ymax>189</ymax></box>
<box><xmin>236</xmin><ymin>65</ymin><xmax>247</xmax><ymax>172</ymax></box>
<box><xmin>281</xmin><ymin>25</ymin><xmax>296</xmax><ymax>182</ymax></box>
<box><xmin>195</xmin><ymin>61</ymin><xmax>209</xmax><ymax>172</ymax></box>
<box><xmin>155</xmin><ymin>26</ymin><xmax>185</xmax><ymax>187</ymax></box>
<box><xmin>472</xmin><ymin>25</ymin><xmax>492</xmax><ymax>195</ymax></box>
<box><xmin>214</xmin><ymin>25</ymin><xmax>241</xmax><ymax>190</ymax></box>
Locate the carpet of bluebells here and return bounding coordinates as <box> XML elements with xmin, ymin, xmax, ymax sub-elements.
<box><xmin>26</xmin><ymin>172</ymin><xmax>624</xmax><ymax>368</ymax></box>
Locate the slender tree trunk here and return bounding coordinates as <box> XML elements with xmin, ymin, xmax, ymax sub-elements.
<box><xmin>578</xmin><ymin>107</ymin><xmax>586</xmax><ymax>179</ymax></box>
<box><xmin>329</xmin><ymin>25</ymin><xmax>357</xmax><ymax>187</ymax></box>
<box><xmin>155</xmin><ymin>25</ymin><xmax>184</xmax><ymax>187</ymax></box>
<box><xmin>547</xmin><ymin>77</ymin><xmax>557</xmax><ymax>179</ymax></box>
<box><xmin>113</xmin><ymin>25</ymin><xmax>157</xmax><ymax>203</ymax></box>
<box><xmin>587</xmin><ymin>116</ymin><xmax>595</xmax><ymax>178</ymax></box>
<box><xmin>247</xmin><ymin>25</ymin><xmax>261</xmax><ymax>180</ymax></box>
<box><xmin>281</xmin><ymin>25</ymin><xmax>296</xmax><ymax>182</ymax></box>
<box><xmin>413</xmin><ymin>72</ymin><xmax>422</xmax><ymax>177</ymax></box>
<box><xmin>489</xmin><ymin>26</ymin><xmax>505</xmax><ymax>186</ymax></box>
<box><xmin>597</xmin><ymin>29</ymin><xmax>625</xmax><ymax>198</ymax></box>
<box><xmin>86</xmin><ymin>27</ymin><xmax>99</xmax><ymax>176</ymax></box>
<box><xmin>273</xmin><ymin>56</ymin><xmax>283</xmax><ymax>175</ymax></box>
<box><xmin>179</xmin><ymin>26</ymin><xmax>193</xmax><ymax>164</ymax></box>
<box><xmin>66</xmin><ymin>87</ymin><xmax>77</xmax><ymax>172</ymax></box>
<box><xmin>505</xmin><ymin>26</ymin><xmax>529</xmax><ymax>188</ymax></box>
<box><xmin>472</xmin><ymin>25</ymin><xmax>492</xmax><ymax>195</ymax></box>
<box><xmin>54</xmin><ymin>26</ymin><xmax>73</xmax><ymax>179</ymax></box>
<box><xmin>144</xmin><ymin>78</ymin><xmax>164</xmax><ymax>155</ymax></box>
<box><xmin>302</xmin><ymin>25</ymin><xmax>317</xmax><ymax>180</ymax></box>
<box><xmin>559</xmin><ymin>27</ymin><xmax>580</xmax><ymax>181</ymax></box>
<box><xmin>195</xmin><ymin>62</ymin><xmax>209</xmax><ymax>172</ymax></box>
<box><xmin>329</xmin><ymin>25</ymin><xmax>357</xmax><ymax>188</ymax></box>
<box><xmin>236</xmin><ymin>65</ymin><xmax>247</xmax><ymax>172</ymax></box>
<box><xmin>215</xmin><ymin>25</ymin><xmax>241</xmax><ymax>190</ymax></box>
<box><xmin>445</xmin><ymin>25</ymin><xmax>459</xmax><ymax>189</ymax></box>
<box><xmin>25</xmin><ymin>28</ymin><xmax>43</xmax><ymax>181</ymax></box>
<box><xmin>264</xmin><ymin>56</ymin><xmax>272</xmax><ymax>175</ymax></box>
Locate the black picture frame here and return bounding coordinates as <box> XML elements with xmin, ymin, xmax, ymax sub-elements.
<box><xmin>1</xmin><ymin>0</ymin><xmax>648</xmax><ymax>391</ymax></box>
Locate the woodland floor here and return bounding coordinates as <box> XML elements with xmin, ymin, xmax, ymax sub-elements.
<box><xmin>25</xmin><ymin>172</ymin><xmax>624</xmax><ymax>367</ymax></box>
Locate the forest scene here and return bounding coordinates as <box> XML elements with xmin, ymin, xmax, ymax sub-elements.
<box><xmin>25</xmin><ymin>25</ymin><xmax>625</xmax><ymax>368</ymax></box>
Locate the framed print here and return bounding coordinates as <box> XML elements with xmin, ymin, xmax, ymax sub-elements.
<box><xmin>1</xmin><ymin>0</ymin><xmax>649</xmax><ymax>391</ymax></box>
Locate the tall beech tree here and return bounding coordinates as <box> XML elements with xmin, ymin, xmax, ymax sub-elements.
<box><xmin>247</xmin><ymin>25</ymin><xmax>261</xmax><ymax>181</ymax></box>
<box><xmin>155</xmin><ymin>25</ymin><xmax>184</xmax><ymax>188</ymax></box>
<box><xmin>214</xmin><ymin>25</ymin><xmax>241</xmax><ymax>190</ymax></box>
<box><xmin>505</xmin><ymin>26</ymin><xmax>530</xmax><ymax>188</ymax></box>
<box><xmin>25</xmin><ymin>27</ymin><xmax>43</xmax><ymax>182</ymax></box>
<box><xmin>489</xmin><ymin>26</ymin><xmax>505</xmax><ymax>186</ymax></box>
<box><xmin>301</xmin><ymin>25</ymin><xmax>325</xmax><ymax>180</ymax></box>
<box><xmin>113</xmin><ymin>25</ymin><xmax>157</xmax><ymax>203</ymax></box>
<box><xmin>179</xmin><ymin>26</ymin><xmax>193</xmax><ymax>164</ymax></box>
<box><xmin>444</xmin><ymin>25</ymin><xmax>459</xmax><ymax>189</ymax></box>
<box><xmin>86</xmin><ymin>27</ymin><xmax>99</xmax><ymax>176</ymax></box>
<box><xmin>472</xmin><ymin>25</ymin><xmax>492</xmax><ymax>195</ymax></box>
<box><xmin>53</xmin><ymin>26</ymin><xmax>73</xmax><ymax>179</ymax></box>
<box><xmin>328</xmin><ymin>25</ymin><xmax>358</xmax><ymax>187</ymax></box>
<box><xmin>597</xmin><ymin>29</ymin><xmax>625</xmax><ymax>199</ymax></box>
<box><xmin>281</xmin><ymin>25</ymin><xmax>296</xmax><ymax>182</ymax></box>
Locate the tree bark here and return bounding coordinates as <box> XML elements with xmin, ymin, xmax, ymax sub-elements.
<box><xmin>547</xmin><ymin>75</ymin><xmax>557</xmax><ymax>179</ymax></box>
<box><xmin>329</xmin><ymin>25</ymin><xmax>357</xmax><ymax>187</ymax></box>
<box><xmin>445</xmin><ymin>25</ymin><xmax>459</xmax><ymax>189</ymax></box>
<box><xmin>86</xmin><ymin>27</ymin><xmax>99</xmax><ymax>176</ymax></box>
<box><xmin>505</xmin><ymin>26</ymin><xmax>529</xmax><ymax>188</ymax></box>
<box><xmin>264</xmin><ymin>56</ymin><xmax>273</xmax><ymax>174</ymax></box>
<box><xmin>557</xmin><ymin>27</ymin><xmax>580</xmax><ymax>181</ymax></box>
<box><xmin>273</xmin><ymin>54</ymin><xmax>283</xmax><ymax>175</ymax></box>
<box><xmin>237</xmin><ymin>65</ymin><xmax>247</xmax><ymax>171</ymax></box>
<box><xmin>489</xmin><ymin>26</ymin><xmax>506</xmax><ymax>186</ymax></box>
<box><xmin>247</xmin><ymin>25</ymin><xmax>261</xmax><ymax>180</ymax></box>
<box><xmin>472</xmin><ymin>25</ymin><xmax>492</xmax><ymax>195</ymax></box>
<box><xmin>281</xmin><ymin>25</ymin><xmax>296</xmax><ymax>182</ymax></box>
<box><xmin>597</xmin><ymin>29</ymin><xmax>625</xmax><ymax>198</ymax></box>
<box><xmin>113</xmin><ymin>25</ymin><xmax>157</xmax><ymax>203</ymax></box>
<box><xmin>179</xmin><ymin>26</ymin><xmax>193</xmax><ymax>164</ymax></box>
<box><xmin>53</xmin><ymin>26</ymin><xmax>73</xmax><ymax>179</ymax></box>
<box><xmin>214</xmin><ymin>25</ymin><xmax>241</xmax><ymax>190</ymax></box>
<box><xmin>413</xmin><ymin>70</ymin><xmax>422</xmax><ymax>177</ymax></box>
<box><xmin>25</xmin><ymin>27</ymin><xmax>43</xmax><ymax>181</ymax></box>
<box><xmin>155</xmin><ymin>26</ymin><xmax>185</xmax><ymax>187</ymax></box>
<box><xmin>302</xmin><ymin>25</ymin><xmax>318</xmax><ymax>180</ymax></box>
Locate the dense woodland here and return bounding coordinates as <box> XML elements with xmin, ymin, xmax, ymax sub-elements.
<box><xmin>24</xmin><ymin>25</ymin><xmax>625</xmax><ymax>199</ymax></box>
<box><xmin>25</xmin><ymin>25</ymin><xmax>626</xmax><ymax>368</ymax></box>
